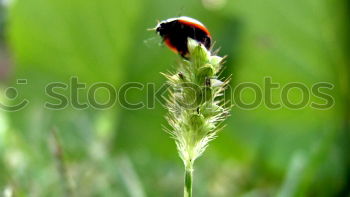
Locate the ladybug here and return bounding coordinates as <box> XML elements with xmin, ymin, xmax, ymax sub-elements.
<box><xmin>154</xmin><ymin>16</ymin><xmax>212</xmax><ymax>58</ymax></box>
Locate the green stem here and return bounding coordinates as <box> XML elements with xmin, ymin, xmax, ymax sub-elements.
<box><xmin>184</xmin><ymin>164</ymin><xmax>193</xmax><ymax>197</ymax></box>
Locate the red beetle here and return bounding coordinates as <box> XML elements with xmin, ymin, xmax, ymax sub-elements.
<box><xmin>154</xmin><ymin>16</ymin><xmax>212</xmax><ymax>58</ymax></box>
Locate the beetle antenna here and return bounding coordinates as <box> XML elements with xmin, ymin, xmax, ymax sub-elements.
<box><xmin>147</xmin><ymin>27</ymin><xmax>157</xmax><ymax>31</ymax></box>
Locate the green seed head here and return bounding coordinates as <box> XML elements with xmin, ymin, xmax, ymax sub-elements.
<box><xmin>163</xmin><ymin>38</ymin><xmax>230</xmax><ymax>166</ymax></box>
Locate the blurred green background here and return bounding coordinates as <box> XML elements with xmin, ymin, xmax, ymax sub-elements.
<box><xmin>0</xmin><ymin>0</ymin><xmax>349</xmax><ymax>196</ymax></box>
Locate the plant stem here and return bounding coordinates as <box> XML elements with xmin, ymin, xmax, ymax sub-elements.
<box><xmin>163</xmin><ymin>39</ymin><xmax>230</xmax><ymax>197</ymax></box>
<box><xmin>184</xmin><ymin>164</ymin><xmax>193</xmax><ymax>197</ymax></box>
<box><xmin>51</xmin><ymin>127</ymin><xmax>73</xmax><ymax>197</ymax></box>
